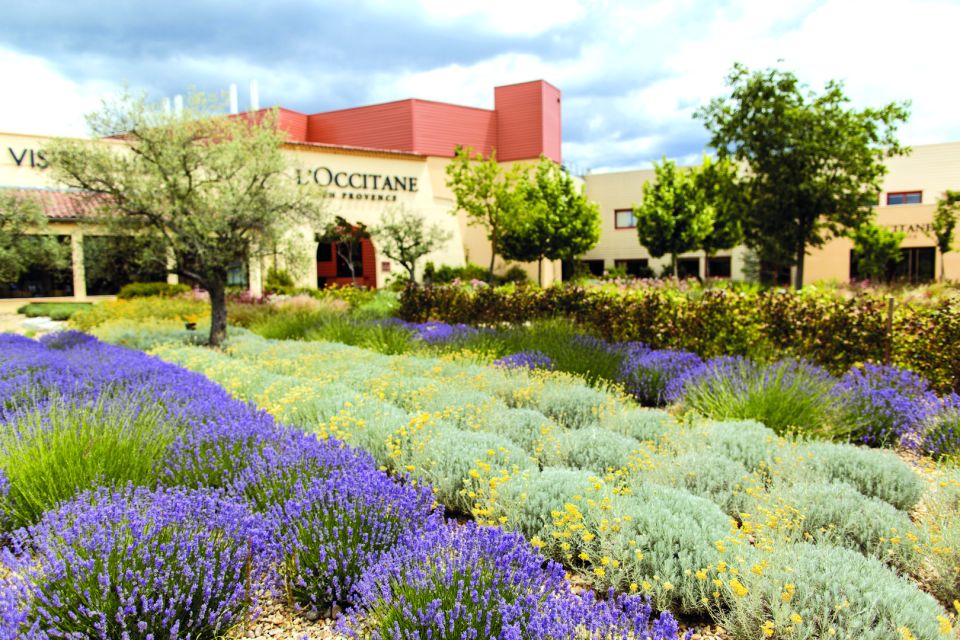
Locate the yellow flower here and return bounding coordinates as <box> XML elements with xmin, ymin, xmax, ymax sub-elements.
<box><xmin>579</xmin><ymin>551</ymin><xmax>590</xmax><ymax>561</ymax></box>
<box><xmin>761</xmin><ymin>621</ymin><xmax>775</xmax><ymax>637</ymax></box>
<box><xmin>629</xmin><ymin>583</ymin><xmax>638</xmax><ymax>593</ymax></box>
<box><xmin>695</xmin><ymin>569</ymin><xmax>708</xmax><ymax>581</ymax></box>
<box><xmin>730</xmin><ymin>579</ymin><xmax>749</xmax><ymax>598</ymax></box>
<box><xmin>594</xmin><ymin>567</ymin><xmax>606</xmax><ymax>578</ymax></box>
<box><xmin>790</xmin><ymin>613</ymin><xmax>803</xmax><ymax>625</ymax></box>
<box><xmin>530</xmin><ymin>536</ymin><xmax>544</xmax><ymax>549</ymax></box>
<box><xmin>600</xmin><ymin>556</ymin><xmax>611</xmax><ymax>566</ymax></box>
<box><xmin>581</xmin><ymin>531</ymin><xmax>596</xmax><ymax>542</ymax></box>
<box><xmin>641</xmin><ymin>580</ymin><xmax>652</xmax><ymax>592</ymax></box>
<box><xmin>937</xmin><ymin>616</ymin><xmax>953</xmax><ymax>635</ymax></box>
<box><xmin>715</xmin><ymin>541</ymin><xmax>727</xmax><ymax>553</ymax></box>
<box><xmin>662</xmin><ymin>582</ymin><xmax>674</xmax><ymax>591</ymax></box>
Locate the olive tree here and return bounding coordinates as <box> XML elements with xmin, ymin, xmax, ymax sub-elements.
<box><xmin>371</xmin><ymin>205</ymin><xmax>451</xmax><ymax>282</ymax></box>
<box><xmin>44</xmin><ymin>92</ymin><xmax>327</xmax><ymax>346</ymax></box>
<box><xmin>0</xmin><ymin>193</ymin><xmax>70</xmax><ymax>285</ymax></box>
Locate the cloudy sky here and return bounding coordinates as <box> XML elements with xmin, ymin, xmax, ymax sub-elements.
<box><xmin>2</xmin><ymin>0</ymin><xmax>957</xmax><ymax>172</ymax></box>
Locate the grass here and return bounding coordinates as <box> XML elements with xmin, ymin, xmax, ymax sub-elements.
<box><xmin>16</xmin><ymin>302</ymin><xmax>93</xmax><ymax>321</ymax></box>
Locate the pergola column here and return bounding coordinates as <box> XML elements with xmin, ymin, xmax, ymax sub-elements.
<box><xmin>70</xmin><ymin>232</ymin><xmax>86</xmax><ymax>299</ymax></box>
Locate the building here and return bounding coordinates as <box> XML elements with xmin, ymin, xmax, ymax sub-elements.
<box><xmin>581</xmin><ymin>141</ymin><xmax>960</xmax><ymax>284</ymax></box>
<box><xmin>0</xmin><ymin>80</ymin><xmax>562</xmax><ymax>300</ymax></box>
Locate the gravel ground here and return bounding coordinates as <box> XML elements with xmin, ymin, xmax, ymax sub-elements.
<box><xmin>230</xmin><ymin>598</ymin><xmax>349</xmax><ymax>640</ymax></box>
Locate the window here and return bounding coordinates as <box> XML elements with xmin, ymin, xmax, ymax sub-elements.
<box><xmin>316</xmin><ymin>242</ymin><xmax>332</xmax><ymax>262</ymax></box>
<box><xmin>706</xmin><ymin>256</ymin><xmax>732</xmax><ymax>278</ymax></box>
<box><xmin>614</xmin><ymin>259</ymin><xmax>651</xmax><ymax>278</ymax></box>
<box><xmin>850</xmin><ymin>246</ymin><xmax>935</xmax><ymax>283</ymax></box>
<box><xmin>677</xmin><ymin>257</ymin><xmax>701</xmax><ymax>280</ymax></box>
<box><xmin>581</xmin><ymin>260</ymin><xmax>605</xmax><ymax>276</ymax></box>
<box><xmin>227</xmin><ymin>262</ymin><xmax>248</xmax><ymax>288</ymax></box>
<box><xmin>886</xmin><ymin>191</ymin><xmax>922</xmax><ymax>206</ymax></box>
<box><xmin>614</xmin><ymin>209</ymin><xmax>637</xmax><ymax>229</ymax></box>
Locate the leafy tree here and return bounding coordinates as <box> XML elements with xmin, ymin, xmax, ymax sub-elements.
<box><xmin>499</xmin><ymin>156</ymin><xmax>600</xmax><ymax>285</ymax></box>
<box><xmin>371</xmin><ymin>205</ymin><xmax>451</xmax><ymax>282</ymax></box>
<box><xmin>0</xmin><ymin>193</ymin><xmax>70</xmax><ymax>285</ymax></box>
<box><xmin>445</xmin><ymin>145</ymin><xmax>524</xmax><ymax>281</ymax></box>
<box><xmin>319</xmin><ymin>216</ymin><xmax>370</xmax><ymax>285</ymax></box>
<box><xmin>633</xmin><ymin>158</ymin><xmax>714</xmax><ymax>277</ymax></box>
<box><xmin>694</xmin><ymin>155</ymin><xmax>744</xmax><ymax>269</ymax></box>
<box><xmin>849</xmin><ymin>221</ymin><xmax>904</xmax><ymax>282</ymax></box>
<box><xmin>44</xmin><ymin>92</ymin><xmax>326</xmax><ymax>346</ymax></box>
<box><xmin>696</xmin><ymin>63</ymin><xmax>910</xmax><ymax>289</ymax></box>
<box><xmin>932</xmin><ymin>190</ymin><xmax>959</xmax><ymax>281</ymax></box>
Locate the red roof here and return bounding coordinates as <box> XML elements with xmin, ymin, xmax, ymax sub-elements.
<box><xmin>266</xmin><ymin>79</ymin><xmax>562</xmax><ymax>163</ymax></box>
<box><xmin>2</xmin><ymin>188</ymin><xmax>103</xmax><ymax>220</ymax></box>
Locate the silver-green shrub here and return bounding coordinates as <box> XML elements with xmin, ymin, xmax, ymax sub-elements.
<box><xmin>598</xmin><ymin>408</ymin><xmax>674</xmax><ymax>443</ymax></box>
<box><xmin>717</xmin><ymin>543</ymin><xmax>949</xmax><ymax>640</ymax></box>
<box><xmin>765</xmin><ymin>481</ymin><xmax>922</xmax><ymax>572</ymax></box>
<box><xmin>485</xmin><ymin>408</ymin><xmax>566</xmax><ymax>467</ymax></box>
<box><xmin>798</xmin><ymin>442</ymin><xmax>924</xmax><ymax>511</ymax></box>
<box><xmin>557</xmin><ymin>427</ymin><xmax>642</xmax><ymax>473</ymax></box>
<box><xmin>644</xmin><ymin>452</ymin><xmax>754</xmax><ymax>517</ymax></box>
<box><xmin>495</xmin><ymin>467</ymin><xmax>600</xmax><ymax>544</ymax></box>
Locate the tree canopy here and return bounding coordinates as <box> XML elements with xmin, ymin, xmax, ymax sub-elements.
<box><xmin>371</xmin><ymin>205</ymin><xmax>451</xmax><ymax>282</ymax></box>
<box><xmin>695</xmin><ymin>63</ymin><xmax>910</xmax><ymax>288</ymax></box>
<box><xmin>849</xmin><ymin>221</ymin><xmax>904</xmax><ymax>282</ymax></box>
<box><xmin>932</xmin><ymin>190</ymin><xmax>959</xmax><ymax>281</ymax></box>
<box><xmin>634</xmin><ymin>158</ymin><xmax>714</xmax><ymax>277</ymax></box>
<box><xmin>0</xmin><ymin>193</ymin><xmax>70</xmax><ymax>286</ymax></box>
<box><xmin>44</xmin><ymin>92</ymin><xmax>327</xmax><ymax>346</ymax></box>
<box><xmin>445</xmin><ymin>145</ymin><xmax>524</xmax><ymax>281</ymax></box>
<box><xmin>499</xmin><ymin>156</ymin><xmax>600</xmax><ymax>284</ymax></box>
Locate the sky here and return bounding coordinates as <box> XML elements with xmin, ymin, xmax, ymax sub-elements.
<box><xmin>2</xmin><ymin>0</ymin><xmax>958</xmax><ymax>173</ymax></box>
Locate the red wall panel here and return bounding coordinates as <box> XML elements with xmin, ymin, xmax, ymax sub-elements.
<box><xmin>306</xmin><ymin>102</ymin><xmax>414</xmax><ymax>151</ymax></box>
<box><xmin>276</xmin><ymin>109</ymin><xmax>308</xmax><ymax>142</ymax></box>
<box><xmin>410</xmin><ymin>101</ymin><xmax>497</xmax><ymax>157</ymax></box>
<box><xmin>494</xmin><ymin>80</ymin><xmax>561</xmax><ymax>163</ymax></box>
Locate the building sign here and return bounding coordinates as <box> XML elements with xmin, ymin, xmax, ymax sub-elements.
<box><xmin>887</xmin><ymin>223</ymin><xmax>933</xmax><ymax>234</ymax></box>
<box><xmin>295</xmin><ymin>167</ymin><xmax>418</xmax><ymax>202</ymax></box>
<box><xmin>6</xmin><ymin>147</ymin><xmax>48</xmax><ymax>170</ymax></box>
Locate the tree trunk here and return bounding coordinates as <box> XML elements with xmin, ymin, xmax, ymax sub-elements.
<box><xmin>941</xmin><ymin>251</ymin><xmax>946</xmax><ymax>282</ymax></box>
<box><xmin>538</xmin><ymin>258</ymin><xmax>543</xmax><ymax>287</ymax></box>
<box><xmin>794</xmin><ymin>241</ymin><xmax>805</xmax><ymax>290</ymax></box>
<box><xmin>488</xmin><ymin>236</ymin><xmax>497</xmax><ymax>283</ymax></box>
<box><xmin>672</xmin><ymin>253</ymin><xmax>678</xmax><ymax>278</ymax></box>
<box><xmin>207</xmin><ymin>278</ymin><xmax>228</xmax><ymax>348</ymax></box>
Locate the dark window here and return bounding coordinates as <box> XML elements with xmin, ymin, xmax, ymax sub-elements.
<box><xmin>581</xmin><ymin>260</ymin><xmax>605</xmax><ymax>277</ymax></box>
<box><xmin>317</xmin><ymin>242</ymin><xmax>332</xmax><ymax>262</ymax></box>
<box><xmin>83</xmin><ymin>235</ymin><xmax>168</xmax><ymax>295</ymax></box>
<box><xmin>336</xmin><ymin>241</ymin><xmax>364</xmax><ymax>278</ymax></box>
<box><xmin>614</xmin><ymin>209</ymin><xmax>637</xmax><ymax>229</ymax></box>
<box><xmin>851</xmin><ymin>247</ymin><xmax>935</xmax><ymax>283</ymax></box>
<box><xmin>227</xmin><ymin>262</ymin><xmax>248</xmax><ymax>288</ymax></box>
<box><xmin>706</xmin><ymin>256</ymin><xmax>732</xmax><ymax>278</ymax></box>
<box><xmin>886</xmin><ymin>191</ymin><xmax>922</xmax><ymax>205</ymax></box>
<box><xmin>614</xmin><ymin>259</ymin><xmax>652</xmax><ymax>278</ymax></box>
<box><xmin>677</xmin><ymin>257</ymin><xmax>701</xmax><ymax>280</ymax></box>
<box><xmin>0</xmin><ymin>235</ymin><xmax>73</xmax><ymax>298</ymax></box>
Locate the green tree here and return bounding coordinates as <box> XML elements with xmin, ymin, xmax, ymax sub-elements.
<box><xmin>371</xmin><ymin>205</ymin><xmax>451</xmax><ymax>282</ymax></box>
<box><xmin>694</xmin><ymin>155</ymin><xmax>744</xmax><ymax>272</ymax></box>
<box><xmin>499</xmin><ymin>156</ymin><xmax>600</xmax><ymax>285</ymax></box>
<box><xmin>445</xmin><ymin>145</ymin><xmax>524</xmax><ymax>281</ymax></box>
<box><xmin>634</xmin><ymin>158</ymin><xmax>714</xmax><ymax>277</ymax></box>
<box><xmin>319</xmin><ymin>216</ymin><xmax>370</xmax><ymax>285</ymax></box>
<box><xmin>932</xmin><ymin>190</ymin><xmax>960</xmax><ymax>281</ymax></box>
<box><xmin>0</xmin><ymin>193</ymin><xmax>70</xmax><ymax>285</ymax></box>
<box><xmin>849</xmin><ymin>221</ymin><xmax>904</xmax><ymax>282</ymax></box>
<box><xmin>696</xmin><ymin>63</ymin><xmax>909</xmax><ymax>289</ymax></box>
<box><xmin>44</xmin><ymin>92</ymin><xmax>327</xmax><ymax>346</ymax></box>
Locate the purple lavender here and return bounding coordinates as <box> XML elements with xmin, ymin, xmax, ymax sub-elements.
<box><xmin>345</xmin><ymin>522</ymin><xmax>682</xmax><ymax>640</ymax></box>
<box><xmin>493</xmin><ymin>350</ymin><xmax>556</xmax><ymax>371</ymax></box>
<box><xmin>4</xmin><ymin>485</ymin><xmax>274</xmax><ymax>640</ymax></box>
<box><xmin>618</xmin><ymin>348</ymin><xmax>705</xmax><ymax>406</ymax></box>
<box><xmin>833</xmin><ymin>363</ymin><xmax>943</xmax><ymax>449</ymax></box>
<box><xmin>377</xmin><ymin>319</ymin><xmax>482</xmax><ymax>344</ymax></box>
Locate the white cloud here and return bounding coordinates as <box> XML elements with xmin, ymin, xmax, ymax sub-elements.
<box><xmin>415</xmin><ymin>0</ymin><xmax>587</xmax><ymax>35</ymax></box>
<box><xmin>0</xmin><ymin>48</ymin><xmax>115</xmax><ymax>138</ymax></box>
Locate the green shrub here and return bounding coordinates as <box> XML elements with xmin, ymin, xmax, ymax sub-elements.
<box><xmin>682</xmin><ymin>358</ymin><xmax>840</xmax><ymax>437</ymax></box>
<box><xmin>0</xmin><ymin>396</ymin><xmax>179</xmax><ymax>529</ymax></box>
<box><xmin>16</xmin><ymin>302</ymin><xmax>93</xmax><ymax>320</ymax></box>
<box><xmin>671</xmin><ymin>420</ymin><xmax>780</xmax><ymax>473</ymax></box>
<box><xmin>91</xmin><ymin>319</ymin><xmax>211</xmax><ymax>350</ymax></box>
<box><xmin>647</xmin><ymin>452</ymin><xmax>754</xmax><ymax>518</ymax></box>
<box><xmin>797</xmin><ymin>442</ymin><xmax>924</xmax><ymax>511</ymax></box>
<box><xmin>717</xmin><ymin>543</ymin><xmax>949</xmax><ymax>640</ymax></box>
<box><xmin>70</xmin><ymin>297</ymin><xmax>208</xmax><ymax>331</ymax></box>
<box><xmin>116</xmin><ymin>282</ymin><xmax>191</xmax><ymax>299</ymax></box>
<box><xmin>916</xmin><ymin>469</ymin><xmax>960</xmax><ymax>605</ymax></box>
<box><xmin>251</xmin><ymin>310</ymin><xmax>328</xmax><ymax>340</ymax></box>
<box><xmin>526</xmin><ymin>380</ymin><xmax>616</xmax><ymax>430</ymax></box>
<box><xmin>557</xmin><ymin>427</ymin><xmax>642</xmax><ymax>473</ymax></box>
<box><xmin>765</xmin><ymin>481</ymin><xmax>922</xmax><ymax>572</ymax></box>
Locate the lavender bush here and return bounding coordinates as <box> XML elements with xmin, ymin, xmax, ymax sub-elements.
<box><xmin>493</xmin><ymin>350</ymin><xmax>556</xmax><ymax>371</ymax></box>
<box><xmin>346</xmin><ymin>521</ymin><xmax>682</xmax><ymax>640</ymax></box>
<box><xmin>618</xmin><ymin>347</ymin><xmax>704</xmax><ymax>406</ymax></box>
<box><xmin>833</xmin><ymin>364</ymin><xmax>943</xmax><ymax>449</ymax></box>
<box><xmin>4</xmin><ymin>485</ymin><xmax>273</xmax><ymax>640</ymax></box>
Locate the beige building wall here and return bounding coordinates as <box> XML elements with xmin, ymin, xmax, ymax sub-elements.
<box><xmin>582</xmin><ymin>167</ymin><xmax>746</xmax><ymax>278</ymax></box>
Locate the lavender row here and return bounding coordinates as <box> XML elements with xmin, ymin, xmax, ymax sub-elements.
<box><xmin>0</xmin><ymin>332</ymin><xmax>682</xmax><ymax>640</ymax></box>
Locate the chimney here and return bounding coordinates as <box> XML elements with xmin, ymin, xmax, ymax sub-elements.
<box><xmin>229</xmin><ymin>83</ymin><xmax>239</xmax><ymax>114</ymax></box>
<box><xmin>250</xmin><ymin>80</ymin><xmax>260</xmax><ymax>111</ymax></box>
<box><xmin>162</xmin><ymin>97</ymin><xmax>171</xmax><ymax>115</ymax></box>
<box><xmin>173</xmin><ymin>94</ymin><xmax>183</xmax><ymax>115</ymax></box>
